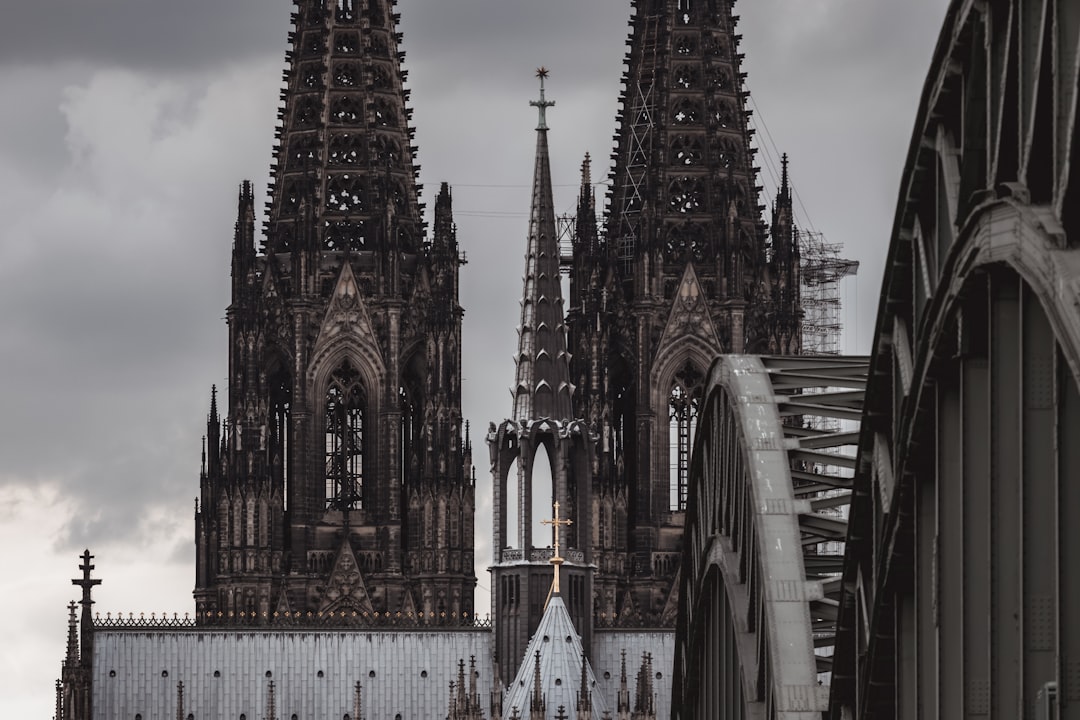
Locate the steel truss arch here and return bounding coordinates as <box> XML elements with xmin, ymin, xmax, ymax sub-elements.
<box><xmin>831</xmin><ymin>0</ymin><xmax>1080</xmax><ymax>717</ymax></box>
<box><xmin>672</xmin><ymin>354</ymin><xmax>868</xmax><ymax>719</ymax></box>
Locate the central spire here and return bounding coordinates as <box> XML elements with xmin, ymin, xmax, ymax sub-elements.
<box><xmin>512</xmin><ymin>70</ymin><xmax>573</xmax><ymax>421</ymax></box>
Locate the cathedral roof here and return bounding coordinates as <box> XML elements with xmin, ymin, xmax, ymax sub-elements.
<box><xmin>89</xmin><ymin>628</ymin><xmax>493</xmax><ymax>719</ymax></box>
<box><xmin>502</xmin><ymin>595</ymin><xmax>608</xmax><ymax>719</ymax></box>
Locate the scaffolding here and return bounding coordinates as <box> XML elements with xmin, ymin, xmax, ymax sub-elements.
<box><xmin>796</xmin><ymin>229</ymin><xmax>860</xmax><ymax>577</ymax></box>
<box><xmin>556</xmin><ymin>213</ymin><xmax>576</xmax><ymax>274</ymax></box>
<box><xmin>799</xmin><ymin>229</ymin><xmax>858</xmax><ymax>357</ymax></box>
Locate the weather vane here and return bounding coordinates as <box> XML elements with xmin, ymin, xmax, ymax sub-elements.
<box><xmin>530</xmin><ymin>67</ymin><xmax>555</xmax><ymax>130</ymax></box>
<box><xmin>541</xmin><ymin>501</ymin><xmax>573</xmax><ymax>594</ymax></box>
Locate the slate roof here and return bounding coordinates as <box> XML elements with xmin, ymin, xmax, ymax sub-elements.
<box><xmin>591</xmin><ymin>630</ymin><xmax>675</xmax><ymax>720</ymax></box>
<box><xmin>501</xmin><ymin>595</ymin><xmax>608</xmax><ymax>719</ymax></box>
<box><xmin>91</xmin><ymin>628</ymin><xmax>492</xmax><ymax>720</ymax></box>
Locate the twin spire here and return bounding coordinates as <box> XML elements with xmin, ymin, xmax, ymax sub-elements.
<box><xmin>267</xmin><ymin>0</ymin><xmax>423</xmax><ymax>253</ymax></box>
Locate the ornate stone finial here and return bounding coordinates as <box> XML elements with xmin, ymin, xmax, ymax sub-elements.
<box><xmin>175</xmin><ymin>680</ymin><xmax>185</xmax><ymax>720</ymax></box>
<box><xmin>266</xmin><ymin>679</ymin><xmax>277</xmax><ymax>720</ymax></box>
<box><xmin>530</xmin><ymin>67</ymin><xmax>555</xmax><ymax>130</ymax></box>
<box><xmin>541</xmin><ymin>501</ymin><xmax>573</xmax><ymax>595</ymax></box>
<box><xmin>65</xmin><ymin>601</ymin><xmax>79</xmax><ymax>663</ymax></box>
<box><xmin>72</xmin><ymin>549</ymin><xmax>102</xmax><ymax>610</ymax></box>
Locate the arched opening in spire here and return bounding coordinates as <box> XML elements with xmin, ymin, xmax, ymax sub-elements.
<box><xmin>325</xmin><ymin>359</ymin><xmax>366</xmax><ymax>510</ymax></box>
<box><xmin>668</xmin><ymin>363</ymin><xmax>704</xmax><ymax>511</ymax></box>
<box><xmin>399</xmin><ymin>352</ymin><xmax>424</xmax><ymax>488</ymax></box>
<box><xmin>507</xmin><ymin>455</ymin><xmax>521</xmax><ymax>548</ymax></box>
<box><xmin>530</xmin><ymin>439</ymin><xmax>555</xmax><ymax>548</ymax></box>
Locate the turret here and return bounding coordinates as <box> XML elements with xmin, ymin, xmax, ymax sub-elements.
<box><xmin>767</xmin><ymin>153</ymin><xmax>802</xmax><ymax>354</ymax></box>
<box><xmin>231</xmin><ymin>181</ymin><xmax>256</xmax><ymax>302</ymax></box>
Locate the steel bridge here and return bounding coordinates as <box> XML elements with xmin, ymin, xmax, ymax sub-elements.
<box><xmin>672</xmin><ymin>0</ymin><xmax>1080</xmax><ymax>717</ymax></box>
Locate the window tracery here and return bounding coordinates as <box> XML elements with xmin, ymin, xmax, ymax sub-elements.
<box><xmin>326</xmin><ymin>174</ymin><xmax>367</xmax><ymax>214</ymax></box>
<box><xmin>670</xmin><ymin>135</ymin><xmax>703</xmax><ymax>166</ymax></box>
<box><xmin>334</xmin><ymin>32</ymin><xmax>360</xmax><ymax>55</ymax></box>
<box><xmin>325</xmin><ymin>361</ymin><xmax>365</xmax><ymax>511</ymax></box>
<box><xmin>328</xmin><ymin>133</ymin><xmax>362</xmax><ymax>166</ymax></box>
<box><xmin>669</xmin><ymin>363</ymin><xmax>703</xmax><ymax>511</ymax></box>
<box><xmin>667</xmin><ymin>176</ymin><xmax>704</xmax><ymax>214</ymax></box>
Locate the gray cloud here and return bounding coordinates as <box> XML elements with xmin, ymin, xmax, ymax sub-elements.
<box><xmin>0</xmin><ymin>0</ymin><xmax>289</xmax><ymax>69</ymax></box>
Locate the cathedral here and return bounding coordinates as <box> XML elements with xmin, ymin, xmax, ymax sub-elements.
<box><xmin>55</xmin><ymin>0</ymin><xmax>802</xmax><ymax>718</ymax></box>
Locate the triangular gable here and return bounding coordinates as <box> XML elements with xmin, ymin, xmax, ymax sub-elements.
<box><xmin>318</xmin><ymin>535</ymin><xmax>374</xmax><ymax>614</ymax></box>
<box><xmin>655</xmin><ymin>263</ymin><xmax>721</xmax><ymax>354</ymax></box>
<box><xmin>274</xmin><ymin>585</ymin><xmax>294</xmax><ymax>620</ymax></box>
<box><xmin>659</xmin><ymin>567</ymin><xmax>681</xmax><ymax>626</ymax></box>
<box><xmin>402</xmin><ymin>586</ymin><xmax>419</xmax><ymax>620</ymax></box>
<box><xmin>619</xmin><ymin>589</ymin><xmax>639</xmax><ymax>625</ymax></box>
<box><xmin>313</xmin><ymin>261</ymin><xmax>379</xmax><ymax>354</ymax></box>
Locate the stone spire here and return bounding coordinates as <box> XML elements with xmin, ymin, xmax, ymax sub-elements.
<box><xmin>266</xmin><ymin>0</ymin><xmax>423</xmax><ymax>253</ymax></box>
<box><xmin>530</xmin><ymin>651</ymin><xmax>545</xmax><ymax>720</ymax></box>
<box><xmin>512</xmin><ymin>68</ymin><xmax>573</xmax><ymax>422</ymax></box>
<box><xmin>65</xmin><ymin>601</ymin><xmax>79</xmax><ymax>666</ymax></box>
<box><xmin>353</xmin><ymin>680</ymin><xmax>363</xmax><ymax>720</ymax></box>
<box><xmin>768</xmin><ymin>152</ymin><xmax>802</xmax><ymax>354</ymax></box>
<box><xmin>576</xmin><ymin>651</ymin><xmax>593</xmax><ymax>719</ymax></box>
<box><xmin>605</xmin><ymin>0</ymin><xmax>766</xmax><ymax>311</ymax></box>
<box><xmin>617</xmin><ymin>650</ymin><xmax>630</xmax><ymax>715</ymax></box>
<box><xmin>175</xmin><ymin>681</ymin><xmax>185</xmax><ymax>720</ymax></box>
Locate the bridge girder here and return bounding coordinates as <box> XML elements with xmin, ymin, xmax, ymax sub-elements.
<box><xmin>830</xmin><ymin>0</ymin><xmax>1080</xmax><ymax>718</ymax></box>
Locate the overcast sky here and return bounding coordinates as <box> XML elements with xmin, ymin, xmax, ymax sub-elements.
<box><xmin>0</xmin><ymin>1</ymin><xmax>950</xmax><ymax>715</ymax></box>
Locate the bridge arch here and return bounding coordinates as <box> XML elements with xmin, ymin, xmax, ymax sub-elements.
<box><xmin>672</xmin><ymin>354</ymin><xmax>868</xmax><ymax>718</ymax></box>
<box><xmin>829</xmin><ymin>0</ymin><xmax>1080</xmax><ymax>717</ymax></box>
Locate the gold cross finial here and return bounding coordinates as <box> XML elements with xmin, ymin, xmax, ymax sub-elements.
<box><xmin>541</xmin><ymin>501</ymin><xmax>573</xmax><ymax>594</ymax></box>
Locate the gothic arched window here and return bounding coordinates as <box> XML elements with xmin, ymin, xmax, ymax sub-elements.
<box><xmin>269</xmin><ymin>368</ymin><xmax>291</xmax><ymax>508</ymax></box>
<box><xmin>669</xmin><ymin>363</ymin><xmax>703</xmax><ymax>511</ymax></box>
<box><xmin>325</xmin><ymin>361</ymin><xmax>365</xmax><ymax>510</ymax></box>
<box><xmin>399</xmin><ymin>384</ymin><xmax>420</xmax><ymax>484</ymax></box>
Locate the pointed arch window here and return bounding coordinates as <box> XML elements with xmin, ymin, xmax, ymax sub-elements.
<box><xmin>325</xmin><ymin>361</ymin><xmax>365</xmax><ymax>510</ymax></box>
<box><xmin>669</xmin><ymin>363</ymin><xmax>703</xmax><ymax>511</ymax></box>
<box><xmin>269</xmin><ymin>368</ymin><xmax>292</xmax><ymax>509</ymax></box>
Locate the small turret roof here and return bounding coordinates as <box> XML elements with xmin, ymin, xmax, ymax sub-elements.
<box><xmin>502</xmin><ymin>595</ymin><xmax>608</xmax><ymax>719</ymax></box>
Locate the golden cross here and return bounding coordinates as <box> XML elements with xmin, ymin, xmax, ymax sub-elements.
<box><xmin>541</xmin><ymin>501</ymin><xmax>573</xmax><ymax>594</ymax></box>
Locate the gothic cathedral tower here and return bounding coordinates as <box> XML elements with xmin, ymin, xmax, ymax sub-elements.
<box><xmin>489</xmin><ymin>72</ymin><xmax>596</xmax><ymax>685</ymax></box>
<box><xmin>567</xmin><ymin>0</ymin><xmax>802</xmax><ymax>628</ymax></box>
<box><xmin>194</xmin><ymin>0</ymin><xmax>476</xmax><ymax>623</ymax></box>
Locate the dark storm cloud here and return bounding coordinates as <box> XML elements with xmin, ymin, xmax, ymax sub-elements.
<box><xmin>0</xmin><ymin>0</ymin><xmax>290</xmax><ymax>69</ymax></box>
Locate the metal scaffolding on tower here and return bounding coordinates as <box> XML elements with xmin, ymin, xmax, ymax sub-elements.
<box><xmin>799</xmin><ymin>229</ymin><xmax>858</xmax><ymax>357</ymax></box>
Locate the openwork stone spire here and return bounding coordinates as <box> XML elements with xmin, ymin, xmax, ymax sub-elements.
<box><xmin>267</xmin><ymin>0</ymin><xmax>422</xmax><ymax>252</ymax></box>
<box><xmin>606</xmin><ymin>0</ymin><xmax>764</xmax><ymax>301</ymax></box>
<box><xmin>512</xmin><ymin>69</ymin><xmax>573</xmax><ymax>421</ymax></box>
